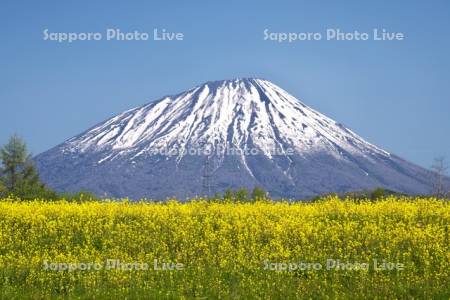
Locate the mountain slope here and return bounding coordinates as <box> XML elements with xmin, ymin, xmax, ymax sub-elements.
<box><xmin>36</xmin><ymin>78</ymin><xmax>437</xmax><ymax>199</ymax></box>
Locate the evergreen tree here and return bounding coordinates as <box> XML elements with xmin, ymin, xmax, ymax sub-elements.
<box><xmin>0</xmin><ymin>135</ymin><xmax>56</xmax><ymax>200</ymax></box>
<box><xmin>0</xmin><ymin>135</ymin><xmax>28</xmax><ymax>191</ymax></box>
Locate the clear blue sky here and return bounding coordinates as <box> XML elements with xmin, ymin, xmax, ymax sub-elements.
<box><xmin>1</xmin><ymin>0</ymin><xmax>449</xmax><ymax>168</ymax></box>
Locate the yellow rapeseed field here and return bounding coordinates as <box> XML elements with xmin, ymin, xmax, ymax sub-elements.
<box><xmin>0</xmin><ymin>197</ymin><xmax>449</xmax><ymax>299</ymax></box>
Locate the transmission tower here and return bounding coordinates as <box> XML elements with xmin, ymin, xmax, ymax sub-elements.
<box><xmin>201</xmin><ymin>155</ymin><xmax>213</xmax><ymax>197</ymax></box>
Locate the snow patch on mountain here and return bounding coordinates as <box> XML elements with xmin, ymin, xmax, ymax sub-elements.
<box><xmin>36</xmin><ymin>78</ymin><xmax>438</xmax><ymax>200</ymax></box>
<box><xmin>62</xmin><ymin>78</ymin><xmax>390</xmax><ymax>166</ymax></box>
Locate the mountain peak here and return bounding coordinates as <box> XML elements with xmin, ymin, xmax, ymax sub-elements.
<box><xmin>62</xmin><ymin>77</ymin><xmax>385</xmax><ymax>157</ymax></box>
<box><xmin>36</xmin><ymin>79</ymin><xmax>436</xmax><ymax>199</ymax></box>
<box><xmin>191</xmin><ymin>78</ymin><xmax>269</xmax><ymax>95</ymax></box>
<box><xmin>201</xmin><ymin>77</ymin><xmax>266</xmax><ymax>85</ymax></box>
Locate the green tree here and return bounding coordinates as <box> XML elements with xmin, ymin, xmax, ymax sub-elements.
<box><xmin>251</xmin><ymin>187</ymin><xmax>267</xmax><ymax>201</ymax></box>
<box><xmin>370</xmin><ymin>188</ymin><xmax>386</xmax><ymax>200</ymax></box>
<box><xmin>0</xmin><ymin>135</ymin><xmax>56</xmax><ymax>200</ymax></box>
<box><xmin>234</xmin><ymin>188</ymin><xmax>249</xmax><ymax>202</ymax></box>
<box><xmin>223</xmin><ymin>188</ymin><xmax>233</xmax><ymax>201</ymax></box>
<box><xmin>0</xmin><ymin>179</ymin><xmax>6</xmax><ymax>197</ymax></box>
<box><xmin>0</xmin><ymin>135</ymin><xmax>27</xmax><ymax>191</ymax></box>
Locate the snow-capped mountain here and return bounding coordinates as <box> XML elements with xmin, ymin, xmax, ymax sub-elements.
<box><xmin>36</xmin><ymin>78</ymin><xmax>435</xmax><ymax>199</ymax></box>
